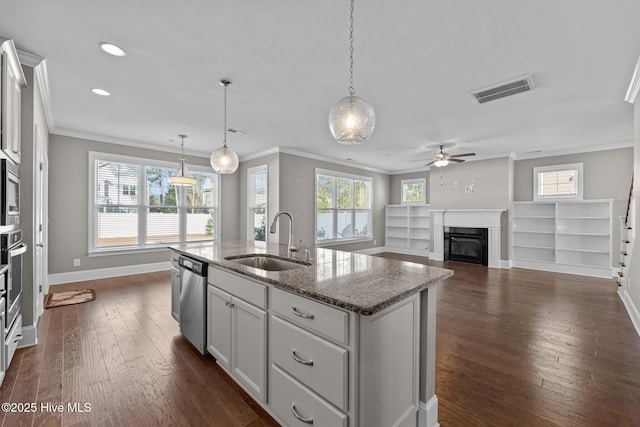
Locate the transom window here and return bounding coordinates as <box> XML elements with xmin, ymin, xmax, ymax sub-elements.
<box><xmin>401</xmin><ymin>178</ymin><xmax>426</xmax><ymax>204</ymax></box>
<box><xmin>533</xmin><ymin>163</ymin><xmax>583</xmax><ymax>201</ymax></box>
<box><xmin>315</xmin><ymin>168</ymin><xmax>373</xmax><ymax>245</ymax></box>
<box><xmin>89</xmin><ymin>152</ymin><xmax>219</xmax><ymax>254</ymax></box>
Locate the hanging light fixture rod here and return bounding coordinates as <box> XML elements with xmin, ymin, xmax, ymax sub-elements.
<box><xmin>169</xmin><ymin>134</ymin><xmax>196</xmax><ymax>186</ymax></box>
<box><xmin>328</xmin><ymin>0</ymin><xmax>376</xmax><ymax>144</ymax></box>
<box><xmin>210</xmin><ymin>79</ymin><xmax>239</xmax><ymax>174</ymax></box>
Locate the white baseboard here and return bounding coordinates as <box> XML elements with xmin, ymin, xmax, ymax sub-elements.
<box><xmin>501</xmin><ymin>259</ymin><xmax>513</xmax><ymax>269</ymax></box>
<box><xmin>620</xmin><ymin>288</ymin><xmax>640</xmax><ymax>337</ymax></box>
<box><xmin>418</xmin><ymin>395</ymin><xmax>439</xmax><ymax>427</ymax></box>
<box><xmin>48</xmin><ymin>261</ymin><xmax>171</xmax><ymax>285</ymax></box>
<box><xmin>429</xmin><ymin>252</ymin><xmax>443</xmax><ymax>261</ymax></box>
<box><xmin>17</xmin><ymin>324</ymin><xmax>37</xmax><ymax>348</ymax></box>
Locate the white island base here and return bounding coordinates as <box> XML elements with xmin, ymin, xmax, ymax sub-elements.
<box><xmin>207</xmin><ymin>265</ymin><xmax>441</xmax><ymax>427</ymax></box>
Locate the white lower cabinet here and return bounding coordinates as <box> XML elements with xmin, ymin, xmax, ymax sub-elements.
<box><xmin>205</xmin><ymin>266</ymin><xmax>421</xmax><ymax>426</ymax></box>
<box><xmin>207</xmin><ymin>283</ymin><xmax>267</xmax><ymax>402</ymax></box>
<box><xmin>271</xmin><ymin>365</ymin><xmax>348</xmax><ymax>427</ymax></box>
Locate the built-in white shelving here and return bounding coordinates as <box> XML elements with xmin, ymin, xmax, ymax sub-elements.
<box><xmin>512</xmin><ymin>200</ymin><xmax>613</xmax><ymax>278</ymax></box>
<box><xmin>385</xmin><ymin>204</ymin><xmax>430</xmax><ymax>256</ymax></box>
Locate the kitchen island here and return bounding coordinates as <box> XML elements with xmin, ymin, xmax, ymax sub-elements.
<box><xmin>170</xmin><ymin>240</ymin><xmax>453</xmax><ymax>427</ymax></box>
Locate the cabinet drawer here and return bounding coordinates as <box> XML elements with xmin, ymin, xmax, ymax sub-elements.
<box><xmin>271</xmin><ymin>288</ymin><xmax>348</xmax><ymax>345</ymax></box>
<box><xmin>271</xmin><ymin>316</ymin><xmax>348</xmax><ymax>410</ymax></box>
<box><xmin>271</xmin><ymin>365</ymin><xmax>347</xmax><ymax>427</ymax></box>
<box><xmin>209</xmin><ymin>267</ymin><xmax>267</xmax><ymax>309</ymax></box>
<box><xmin>5</xmin><ymin>314</ymin><xmax>22</xmax><ymax>369</ymax></box>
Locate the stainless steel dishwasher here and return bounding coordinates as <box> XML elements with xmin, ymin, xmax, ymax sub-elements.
<box><xmin>179</xmin><ymin>255</ymin><xmax>208</xmax><ymax>355</ymax></box>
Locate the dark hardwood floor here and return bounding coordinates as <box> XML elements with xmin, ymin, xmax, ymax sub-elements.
<box><xmin>1</xmin><ymin>255</ymin><xmax>639</xmax><ymax>426</ymax></box>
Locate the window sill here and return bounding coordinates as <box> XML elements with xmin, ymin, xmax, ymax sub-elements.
<box><xmin>315</xmin><ymin>237</ymin><xmax>373</xmax><ymax>247</ymax></box>
<box><xmin>88</xmin><ymin>239</ymin><xmax>216</xmax><ymax>257</ymax></box>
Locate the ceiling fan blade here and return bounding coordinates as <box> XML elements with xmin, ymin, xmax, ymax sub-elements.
<box><xmin>452</xmin><ymin>152</ymin><xmax>476</xmax><ymax>157</ymax></box>
<box><xmin>449</xmin><ymin>158</ymin><xmax>465</xmax><ymax>163</ymax></box>
<box><xmin>425</xmin><ymin>160</ymin><xmax>436</xmax><ymax>166</ymax></box>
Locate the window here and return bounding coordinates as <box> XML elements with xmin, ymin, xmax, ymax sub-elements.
<box><xmin>122</xmin><ymin>184</ymin><xmax>136</xmax><ymax>196</ymax></box>
<box><xmin>315</xmin><ymin>168</ymin><xmax>373</xmax><ymax>245</ymax></box>
<box><xmin>533</xmin><ymin>163</ymin><xmax>583</xmax><ymax>201</ymax></box>
<box><xmin>248</xmin><ymin>165</ymin><xmax>268</xmax><ymax>244</ymax></box>
<box><xmin>89</xmin><ymin>152</ymin><xmax>219</xmax><ymax>254</ymax></box>
<box><xmin>401</xmin><ymin>178</ymin><xmax>426</xmax><ymax>204</ymax></box>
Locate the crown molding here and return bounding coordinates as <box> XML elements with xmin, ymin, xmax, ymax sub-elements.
<box><xmin>275</xmin><ymin>147</ymin><xmax>390</xmax><ymax>174</ymax></box>
<box><xmin>51</xmin><ymin>128</ymin><xmax>211</xmax><ymax>158</ymax></box>
<box><xmin>511</xmin><ymin>139</ymin><xmax>633</xmax><ymax>160</ymax></box>
<box><xmin>625</xmin><ymin>55</ymin><xmax>640</xmax><ymax>104</ymax></box>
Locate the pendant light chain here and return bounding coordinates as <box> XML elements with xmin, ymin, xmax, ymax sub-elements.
<box><xmin>348</xmin><ymin>0</ymin><xmax>355</xmax><ymax>96</ymax></box>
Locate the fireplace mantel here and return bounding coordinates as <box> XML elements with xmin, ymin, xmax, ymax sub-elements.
<box><xmin>430</xmin><ymin>209</ymin><xmax>506</xmax><ymax>268</ymax></box>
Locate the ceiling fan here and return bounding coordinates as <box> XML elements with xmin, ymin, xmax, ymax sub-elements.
<box><xmin>423</xmin><ymin>145</ymin><xmax>476</xmax><ymax>167</ymax></box>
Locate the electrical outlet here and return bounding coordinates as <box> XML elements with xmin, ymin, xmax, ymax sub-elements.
<box><xmin>374</xmin><ymin>239</ymin><xmax>377</xmax><ymax>245</ymax></box>
<box><xmin>73</xmin><ymin>258</ymin><xmax>80</xmax><ymax>267</ymax></box>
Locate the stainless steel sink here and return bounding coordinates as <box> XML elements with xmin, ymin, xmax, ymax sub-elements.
<box><xmin>225</xmin><ymin>254</ymin><xmax>311</xmax><ymax>271</ymax></box>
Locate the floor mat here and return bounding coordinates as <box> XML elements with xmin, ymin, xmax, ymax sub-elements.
<box><xmin>45</xmin><ymin>289</ymin><xmax>96</xmax><ymax>309</ymax></box>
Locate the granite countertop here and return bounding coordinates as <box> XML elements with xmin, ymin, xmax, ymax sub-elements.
<box><xmin>169</xmin><ymin>240</ymin><xmax>453</xmax><ymax>315</ymax></box>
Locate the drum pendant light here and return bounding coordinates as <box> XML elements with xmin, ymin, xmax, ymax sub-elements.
<box><xmin>168</xmin><ymin>134</ymin><xmax>196</xmax><ymax>186</ymax></box>
<box><xmin>328</xmin><ymin>0</ymin><xmax>375</xmax><ymax>144</ymax></box>
<box><xmin>210</xmin><ymin>80</ymin><xmax>239</xmax><ymax>174</ymax></box>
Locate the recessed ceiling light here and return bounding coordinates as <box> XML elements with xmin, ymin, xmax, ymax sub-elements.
<box><xmin>99</xmin><ymin>42</ymin><xmax>126</xmax><ymax>57</ymax></box>
<box><xmin>91</xmin><ymin>88</ymin><xmax>111</xmax><ymax>96</ymax></box>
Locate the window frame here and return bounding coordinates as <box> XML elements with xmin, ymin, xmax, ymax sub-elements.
<box><xmin>315</xmin><ymin>168</ymin><xmax>373</xmax><ymax>246</ymax></box>
<box><xmin>401</xmin><ymin>178</ymin><xmax>426</xmax><ymax>205</ymax></box>
<box><xmin>88</xmin><ymin>151</ymin><xmax>220</xmax><ymax>255</ymax></box>
<box><xmin>533</xmin><ymin>163</ymin><xmax>583</xmax><ymax>202</ymax></box>
<box><xmin>247</xmin><ymin>164</ymin><xmax>268</xmax><ymax>245</ymax></box>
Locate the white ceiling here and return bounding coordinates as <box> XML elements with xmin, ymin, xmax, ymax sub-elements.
<box><xmin>1</xmin><ymin>0</ymin><xmax>638</xmax><ymax>173</ymax></box>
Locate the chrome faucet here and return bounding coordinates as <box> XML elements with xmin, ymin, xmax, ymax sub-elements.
<box><xmin>270</xmin><ymin>211</ymin><xmax>299</xmax><ymax>257</ymax></box>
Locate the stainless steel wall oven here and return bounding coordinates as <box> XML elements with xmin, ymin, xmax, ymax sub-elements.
<box><xmin>0</xmin><ymin>159</ymin><xmax>19</xmax><ymax>226</ymax></box>
<box><xmin>1</xmin><ymin>229</ymin><xmax>25</xmax><ymax>333</ymax></box>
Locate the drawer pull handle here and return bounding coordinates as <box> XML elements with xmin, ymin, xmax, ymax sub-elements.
<box><xmin>291</xmin><ymin>350</ymin><xmax>314</xmax><ymax>366</ymax></box>
<box><xmin>292</xmin><ymin>307</ymin><xmax>314</xmax><ymax>320</ymax></box>
<box><xmin>290</xmin><ymin>403</ymin><xmax>313</xmax><ymax>424</ymax></box>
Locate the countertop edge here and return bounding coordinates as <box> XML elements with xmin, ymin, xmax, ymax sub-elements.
<box><xmin>170</xmin><ymin>246</ymin><xmax>454</xmax><ymax>316</ymax></box>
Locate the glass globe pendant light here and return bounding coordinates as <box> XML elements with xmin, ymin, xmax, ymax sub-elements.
<box><xmin>168</xmin><ymin>134</ymin><xmax>196</xmax><ymax>186</ymax></box>
<box><xmin>210</xmin><ymin>80</ymin><xmax>239</xmax><ymax>174</ymax></box>
<box><xmin>328</xmin><ymin>0</ymin><xmax>375</xmax><ymax>144</ymax></box>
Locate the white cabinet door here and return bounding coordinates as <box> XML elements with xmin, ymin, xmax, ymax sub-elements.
<box><xmin>171</xmin><ymin>267</ymin><xmax>180</xmax><ymax>322</ymax></box>
<box><xmin>207</xmin><ymin>285</ymin><xmax>232</xmax><ymax>371</ymax></box>
<box><xmin>232</xmin><ymin>296</ymin><xmax>267</xmax><ymax>403</ymax></box>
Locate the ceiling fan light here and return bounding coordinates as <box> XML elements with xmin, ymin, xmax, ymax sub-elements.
<box><xmin>434</xmin><ymin>159</ymin><xmax>449</xmax><ymax>167</ymax></box>
<box><xmin>328</xmin><ymin>95</ymin><xmax>376</xmax><ymax>144</ymax></box>
<box><xmin>210</xmin><ymin>146</ymin><xmax>239</xmax><ymax>174</ymax></box>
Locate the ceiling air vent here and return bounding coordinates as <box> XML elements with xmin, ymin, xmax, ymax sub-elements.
<box><xmin>470</xmin><ymin>75</ymin><xmax>534</xmax><ymax>104</ymax></box>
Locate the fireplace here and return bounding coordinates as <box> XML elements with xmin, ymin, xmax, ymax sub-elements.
<box><xmin>444</xmin><ymin>227</ymin><xmax>488</xmax><ymax>266</ymax></box>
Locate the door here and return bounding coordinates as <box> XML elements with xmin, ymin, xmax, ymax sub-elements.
<box><xmin>33</xmin><ymin>126</ymin><xmax>48</xmax><ymax>320</ymax></box>
<box><xmin>207</xmin><ymin>285</ymin><xmax>232</xmax><ymax>371</ymax></box>
<box><xmin>232</xmin><ymin>296</ymin><xmax>267</xmax><ymax>402</ymax></box>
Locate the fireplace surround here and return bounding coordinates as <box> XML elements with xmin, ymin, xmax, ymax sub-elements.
<box><xmin>430</xmin><ymin>209</ymin><xmax>505</xmax><ymax>268</ymax></box>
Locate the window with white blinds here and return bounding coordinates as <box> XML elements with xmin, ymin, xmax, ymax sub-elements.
<box><xmin>89</xmin><ymin>152</ymin><xmax>219</xmax><ymax>253</ymax></box>
<box><xmin>247</xmin><ymin>165</ymin><xmax>268</xmax><ymax>243</ymax></box>
<box><xmin>533</xmin><ymin>163</ymin><xmax>583</xmax><ymax>201</ymax></box>
<box><xmin>315</xmin><ymin>168</ymin><xmax>373</xmax><ymax>245</ymax></box>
